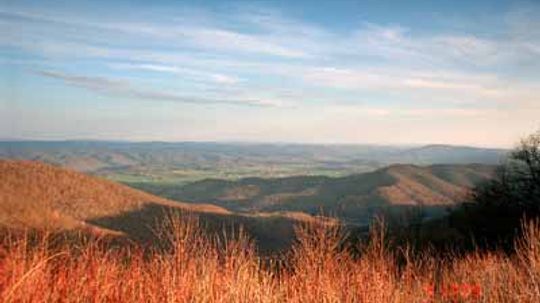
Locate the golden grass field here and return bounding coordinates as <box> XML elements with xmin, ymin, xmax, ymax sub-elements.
<box><xmin>1</xmin><ymin>214</ymin><xmax>540</xmax><ymax>303</ymax></box>
<box><xmin>1</xmin><ymin>160</ymin><xmax>539</xmax><ymax>302</ymax></box>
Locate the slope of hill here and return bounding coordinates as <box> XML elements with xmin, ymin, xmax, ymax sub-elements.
<box><xmin>0</xmin><ymin>160</ymin><xmax>229</xmax><ymax>230</ymax></box>
<box><xmin>0</xmin><ymin>160</ymin><xmax>333</xmax><ymax>250</ymax></box>
<box><xmin>134</xmin><ymin>164</ymin><xmax>496</xmax><ymax>224</ymax></box>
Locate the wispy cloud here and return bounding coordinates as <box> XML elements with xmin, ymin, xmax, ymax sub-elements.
<box><xmin>2</xmin><ymin>1</ymin><xmax>540</xmax><ymax>145</ymax></box>
<box><xmin>302</xmin><ymin>67</ymin><xmax>508</xmax><ymax>100</ymax></box>
<box><xmin>37</xmin><ymin>70</ymin><xmax>278</xmax><ymax>107</ymax></box>
<box><xmin>0</xmin><ymin>8</ymin><xmax>312</xmax><ymax>59</ymax></box>
<box><xmin>109</xmin><ymin>63</ymin><xmax>242</xmax><ymax>85</ymax></box>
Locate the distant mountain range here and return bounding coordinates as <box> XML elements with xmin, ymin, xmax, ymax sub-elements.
<box><xmin>380</xmin><ymin>144</ymin><xmax>507</xmax><ymax>164</ymax></box>
<box><xmin>0</xmin><ymin>141</ymin><xmax>507</xmax><ymax>184</ymax></box>
<box><xmin>0</xmin><ymin>141</ymin><xmax>503</xmax><ymax>245</ymax></box>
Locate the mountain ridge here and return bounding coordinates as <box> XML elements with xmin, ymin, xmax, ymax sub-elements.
<box><xmin>0</xmin><ymin>160</ymin><xmax>337</xmax><ymax>251</ymax></box>
<box><xmin>132</xmin><ymin>163</ymin><xmax>497</xmax><ymax>225</ymax></box>
<box><xmin>0</xmin><ymin>141</ymin><xmax>506</xmax><ymax>182</ymax></box>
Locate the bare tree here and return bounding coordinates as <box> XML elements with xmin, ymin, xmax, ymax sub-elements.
<box><xmin>452</xmin><ymin>129</ymin><xmax>540</xmax><ymax>249</ymax></box>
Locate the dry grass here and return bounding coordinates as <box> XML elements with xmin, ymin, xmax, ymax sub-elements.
<box><xmin>1</xmin><ymin>215</ymin><xmax>540</xmax><ymax>303</ymax></box>
<box><xmin>0</xmin><ymin>160</ymin><xmax>230</xmax><ymax>231</ymax></box>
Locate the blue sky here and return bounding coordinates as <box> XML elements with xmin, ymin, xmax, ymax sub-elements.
<box><xmin>1</xmin><ymin>0</ymin><xmax>539</xmax><ymax>147</ymax></box>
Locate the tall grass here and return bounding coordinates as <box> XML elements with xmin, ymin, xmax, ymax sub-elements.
<box><xmin>1</xmin><ymin>215</ymin><xmax>540</xmax><ymax>302</ymax></box>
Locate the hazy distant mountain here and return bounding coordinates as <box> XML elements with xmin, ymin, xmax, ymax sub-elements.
<box><xmin>0</xmin><ymin>141</ymin><xmax>507</xmax><ymax>184</ymax></box>
<box><xmin>385</xmin><ymin>144</ymin><xmax>506</xmax><ymax>164</ymax></box>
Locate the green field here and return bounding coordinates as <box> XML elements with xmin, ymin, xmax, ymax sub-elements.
<box><xmin>103</xmin><ymin>164</ymin><xmax>379</xmax><ymax>186</ymax></box>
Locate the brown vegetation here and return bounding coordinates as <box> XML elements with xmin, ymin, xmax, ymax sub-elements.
<box><xmin>0</xmin><ymin>160</ymin><xmax>340</xmax><ymax>251</ymax></box>
<box><xmin>1</xmin><ymin>156</ymin><xmax>538</xmax><ymax>302</ymax></box>
<box><xmin>168</xmin><ymin>164</ymin><xmax>495</xmax><ymax>219</ymax></box>
<box><xmin>0</xmin><ymin>160</ymin><xmax>229</xmax><ymax>231</ymax></box>
<box><xmin>378</xmin><ymin>165</ymin><xmax>477</xmax><ymax>206</ymax></box>
<box><xmin>1</xmin><ymin>214</ymin><xmax>540</xmax><ymax>302</ymax></box>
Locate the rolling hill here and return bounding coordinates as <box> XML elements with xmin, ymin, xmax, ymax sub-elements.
<box><xmin>0</xmin><ymin>141</ymin><xmax>507</xmax><ymax>184</ymax></box>
<box><xmin>133</xmin><ymin>164</ymin><xmax>497</xmax><ymax>224</ymax></box>
<box><xmin>0</xmin><ymin>160</ymin><xmax>333</xmax><ymax>250</ymax></box>
<box><xmin>0</xmin><ymin>159</ymin><xmax>498</xmax><ymax>248</ymax></box>
<box><xmin>0</xmin><ymin>160</ymin><xmax>229</xmax><ymax>231</ymax></box>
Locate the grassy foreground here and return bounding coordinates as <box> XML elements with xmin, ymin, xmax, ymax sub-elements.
<box><xmin>1</xmin><ymin>216</ymin><xmax>539</xmax><ymax>303</ymax></box>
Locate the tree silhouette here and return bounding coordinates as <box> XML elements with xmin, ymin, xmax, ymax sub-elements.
<box><xmin>451</xmin><ymin>129</ymin><xmax>540</xmax><ymax>249</ymax></box>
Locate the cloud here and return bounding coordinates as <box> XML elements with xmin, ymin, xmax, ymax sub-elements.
<box><xmin>37</xmin><ymin>70</ymin><xmax>278</xmax><ymax>107</ymax></box>
<box><xmin>109</xmin><ymin>63</ymin><xmax>242</xmax><ymax>85</ymax></box>
<box><xmin>180</xmin><ymin>27</ymin><xmax>309</xmax><ymax>58</ymax></box>
<box><xmin>3</xmin><ymin>3</ymin><xmax>540</xmax><ymax>66</ymax></box>
<box><xmin>38</xmin><ymin>70</ymin><xmax>129</xmax><ymax>91</ymax></box>
<box><xmin>113</xmin><ymin>63</ymin><xmax>181</xmax><ymax>73</ymax></box>
<box><xmin>4</xmin><ymin>4</ymin><xmax>539</xmax><ymax>82</ymax></box>
<box><xmin>2</xmin><ymin>2</ymin><xmax>540</xmax><ymax>146</ymax></box>
<box><xmin>435</xmin><ymin>36</ymin><xmax>498</xmax><ymax>58</ymax></box>
<box><xmin>302</xmin><ymin>66</ymin><xmax>504</xmax><ymax>98</ymax></box>
<box><xmin>321</xmin><ymin>104</ymin><xmax>490</xmax><ymax>119</ymax></box>
<box><xmin>210</xmin><ymin>74</ymin><xmax>241</xmax><ymax>85</ymax></box>
<box><xmin>0</xmin><ymin>8</ymin><xmax>312</xmax><ymax>59</ymax></box>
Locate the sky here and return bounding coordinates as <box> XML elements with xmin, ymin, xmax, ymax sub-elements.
<box><xmin>1</xmin><ymin>0</ymin><xmax>539</xmax><ymax>148</ymax></box>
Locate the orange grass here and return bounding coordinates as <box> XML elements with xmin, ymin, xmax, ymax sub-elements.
<box><xmin>1</xmin><ymin>216</ymin><xmax>540</xmax><ymax>302</ymax></box>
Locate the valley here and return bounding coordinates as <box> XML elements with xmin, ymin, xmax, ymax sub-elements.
<box><xmin>132</xmin><ymin>163</ymin><xmax>496</xmax><ymax>225</ymax></box>
<box><xmin>0</xmin><ymin>141</ymin><xmax>502</xmax><ymax>243</ymax></box>
<box><xmin>0</xmin><ymin>140</ymin><xmax>505</xmax><ymax>183</ymax></box>
<box><xmin>0</xmin><ymin>160</ymin><xmax>337</xmax><ymax>251</ymax></box>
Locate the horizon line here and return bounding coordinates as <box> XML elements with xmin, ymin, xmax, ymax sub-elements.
<box><xmin>0</xmin><ymin>138</ymin><xmax>510</xmax><ymax>150</ymax></box>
